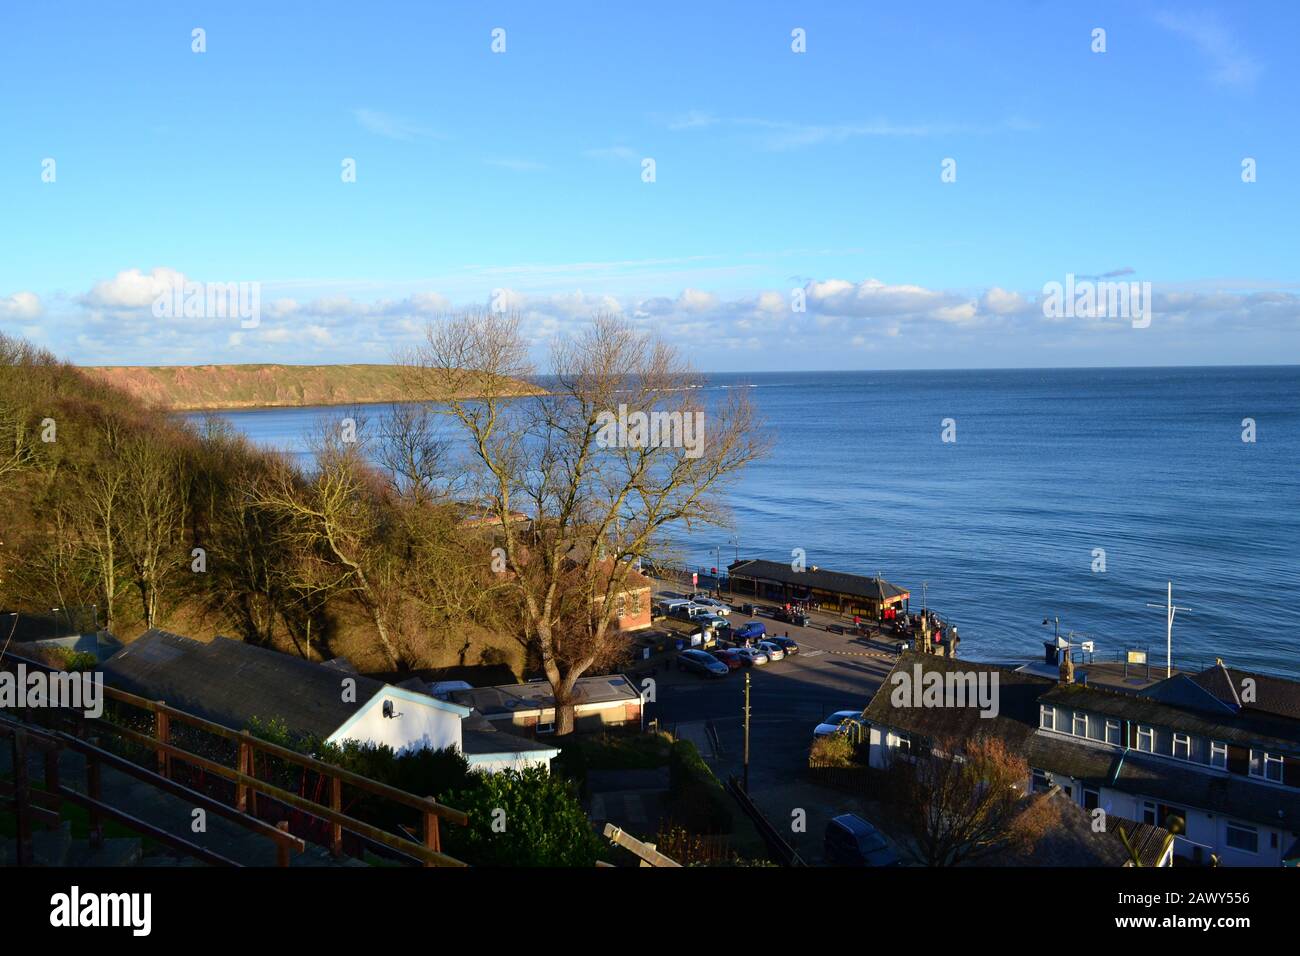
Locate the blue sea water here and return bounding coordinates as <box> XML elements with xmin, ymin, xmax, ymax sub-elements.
<box><xmin>193</xmin><ymin>366</ymin><xmax>1300</xmax><ymax>677</ymax></box>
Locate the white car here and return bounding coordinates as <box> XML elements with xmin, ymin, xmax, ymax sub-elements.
<box><xmin>690</xmin><ymin>595</ymin><xmax>732</xmax><ymax>615</ymax></box>
<box><xmin>736</xmin><ymin>645</ymin><xmax>769</xmax><ymax>665</ymax></box>
<box><xmin>754</xmin><ymin>640</ymin><xmax>785</xmax><ymax>661</ymax></box>
<box><xmin>814</xmin><ymin>710</ymin><xmax>864</xmax><ymax>738</ymax></box>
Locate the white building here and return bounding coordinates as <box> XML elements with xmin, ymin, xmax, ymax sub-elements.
<box><xmin>860</xmin><ymin>653</ymin><xmax>1300</xmax><ymax>867</ymax></box>
<box><xmin>102</xmin><ymin>630</ymin><xmax>559</xmax><ymax>772</ymax></box>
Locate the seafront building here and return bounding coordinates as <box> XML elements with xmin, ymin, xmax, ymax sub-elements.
<box><xmin>861</xmin><ymin>652</ymin><xmax>1300</xmax><ymax>866</ymax></box>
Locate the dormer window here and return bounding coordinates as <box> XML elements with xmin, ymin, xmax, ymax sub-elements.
<box><xmin>1104</xmin><ymin>720</ymin><xmax>1121</xmax><ymax>746</ymax></box>
<box><xmin>1072</xmin><ymin>712</ymin><xmax>1088</xmax><ymax>737</ymax></box>
<box><xmin>1172</xmin><ymin>733</ymin><xmax>1191</xmax><ymax>760</ymax></box>
<box><xmin>1136</xmin><ymin>725</ymin><xmax>1155</xmax><ymax>753</ymax></box>
<box><xmin>1039</xmin><ymin>705</ymin><xmax>1056</xmax><ymax>731</ymax></box>
<box><xmin>1210</xmin><ymin>740</ymin><xmax>1228</xmax><ymax>769</ymax></box>
<box><xmin>1250</xmin><ymin>749</ymin><xmax>1283</xmax><ymax>783</ymax></box>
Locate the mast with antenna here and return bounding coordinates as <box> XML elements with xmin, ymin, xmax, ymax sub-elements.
<box><xmin>1147</xmin><ymin>582</ymin><xmax>1190</xmax><ymax>678</ymax></box>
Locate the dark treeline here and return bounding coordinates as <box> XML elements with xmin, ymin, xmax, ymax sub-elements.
<box><xmin>0</xmin><ymin>332</ymin><xmax>503</xmax><ymax>671</ymax></box>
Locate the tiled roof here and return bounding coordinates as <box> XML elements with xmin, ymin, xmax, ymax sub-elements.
<box><xmin>728</xmin><ymin>559</ymin><xmax>909</xmax><ymax>602</ymax></box>
<box><xmin>1042</xmin><ymin>681</ymin><xmax>1300</xmax><ymax>752</ymax></box>
<box><xmin>861</xmin><ymin>652</ymin><xmax>1053</xmax><ymax>746</ymax></box>
<box><xmin>102</xmin><ymin>629</ymin><xmax>386</xmax><ymax>740</ymax></box>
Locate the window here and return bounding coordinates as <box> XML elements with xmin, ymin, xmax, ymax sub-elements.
<box><xmin>1083</xmin><ymin>787</ymin><xmax>1100</xmax><ymax>810</ymax></box>
<box><xmin>1210</xmin><ymin>740</ymin><xmax>1228</xmax><ymax>770</ymax></box>
<box><xmin>1136</xmin><ymin>725</ymin><xmax>1155</xmax><ymax>753</ymax></box>
<box><xmin>1142</xmin><ymin>801</ymin><xmax>1157</xmax><ymax>825</ymax></box>
<box><xmin>1040</xmin><ymin>705</ymin><xmax>1056</xmax><ymax>731</ymax></box>
<box><xmin>1072</xmin><ymin>711</ymin><xmax>1088</xmax><ymax>737</ymax></box>
<box><xmin>1105</xmin><ymin>720</ymin><xmax>1121</xmax><ymax>746</ymax></box>
<box><xmin>1172</xmin><ymin>733</ymin><xmax>1192</xmax><ymax>760</ymax></box>
<box><xmin>1225</xmin><ymin>822</ymin><xmax>1259</xmax><ymax>854</ymax></box>
<box><xmin>1250</xmin><ymin>750</ymin><xmax>1284</xmax><ymax>782</ymax></box>
<box><xmin>1031</xmin><ymin>769</ymin><xmax>1050</xmax><ymax>794</ymax></box>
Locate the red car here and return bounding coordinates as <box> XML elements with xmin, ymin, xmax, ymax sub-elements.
<box><xmin>711</xmin><ymin>648</ymin><xmax>745</xmax><ymax>671</ymax></box>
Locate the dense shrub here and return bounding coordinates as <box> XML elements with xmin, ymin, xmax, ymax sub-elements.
<box><xmin>666</xmin><ymin>739</ymin><xmax>733</xmax><ymax>834</ymax></box>
<box><xmin>443</xmin><ymin>765</ymin><xmax>603</xmax><ymax>867</ymax></box>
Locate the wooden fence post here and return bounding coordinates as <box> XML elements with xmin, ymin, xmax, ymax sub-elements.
<box><xmin>236</xmin><ymin>732</ymin><xmax>252</xmax><ymax>813</ymax></box>
<box><xmin>423</xmin><ymin>802</ymin><xmax>441</xmax><ymax>866</ymax></box>
<box><xmin>276</xmin><ymin>821</ymin><xmax>292</xmax><ymax>867</ymax></box>
<box><xmin>86</xmin><ymin>753</ymin><xmax>103</xmax><ymax>848</ymax></box>
<box><xmin>43</xmin><ymin>748</ymin><xmax>61</xmax><ymax>831</ymax></box>
<box><xmin>330</xmin><ymin>776</ymin><xmax>343</xmax><ymax>856</ymax></box>
<box><xmin>13</xmin><ymin>729</ymin><xmax>32</xmax><ymax>865</ymax></box>
<box><xmin>154</xmin><ymin>701</ymin><xmax>170</xmax><ymax>778</ymax></box>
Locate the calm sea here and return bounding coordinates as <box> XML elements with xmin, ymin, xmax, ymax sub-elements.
<box><xmin>191</xmin><ymin>366</ymin><xmax>1300</xmax><ymax>677</ymax></box>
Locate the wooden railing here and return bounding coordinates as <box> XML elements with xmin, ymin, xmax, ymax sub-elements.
<box><xmin>1</xmin><ymin>650</ymin><xmax>468</xmax><ymax>867</ymax></box>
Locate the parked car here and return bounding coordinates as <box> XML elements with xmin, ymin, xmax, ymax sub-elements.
<box><xmin>733</xmin><ymin>621</ymin><xmax>766</xmax><ymax>642</ymax></box>
<box><xmin>696</xmin><ymin>613</ymin><xmax>729</xmax><ymax>631</ymax></box>
<box><xmin>677</xmin><ymin>649</ymin><xmax>729</xmax><ymax>678</ymax></box>
<box><xmin>824</xmin><ymin>814</ymin><xmax>901</xmax><ymax>867</ymax></box>
<box><xmin>735</xmin><ymin>645</ymin><xmax>769</xmax><ymax>665</ymax></box>
<box><xmin>813</xmin><ymin>710</ymin><xmax>864</xmax><ymax>738</ymax></box>
<box><xmin>690</xmin><ymin>596</ymin><xmax>732</xmax><ymax>615</ymax></box>
<box><xmin>767</xmin><ymin>636</ymin><xmax>799</xmax><ymax>655</ymax></box>
<box><xmin>754</xmin><ymin>640</ymin><xmax>785</xmax><ymax>661</ymax></box>
<box><xmin>710</xmin><ymin>648</ymin><xmax>745</xmax><ymax>671</ymax></box>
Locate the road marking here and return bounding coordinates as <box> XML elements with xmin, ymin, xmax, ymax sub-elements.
<box><xmin>829</xmin><ymin>649</ymin><xmax>895</xmax><ymax>660</ymax></box>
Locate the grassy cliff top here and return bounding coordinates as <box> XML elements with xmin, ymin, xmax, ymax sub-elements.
<box><xmin>82</xmin><ymin>363</ymin><xmax>539</xmax><ymax>411</ymax></box>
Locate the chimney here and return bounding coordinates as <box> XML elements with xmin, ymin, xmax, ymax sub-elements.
<box><xmin>1059</xmin><ymin>652</ymin><xmax>1075</xmax><ymax>684</ymax></box>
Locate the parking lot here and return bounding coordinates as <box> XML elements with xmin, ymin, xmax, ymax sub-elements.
<box><xmin>639</xmin><ymin>592</ymin><xmax>904</xmax><ymax>862</ymax></box>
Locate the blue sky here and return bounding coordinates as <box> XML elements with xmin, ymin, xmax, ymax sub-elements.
<box><xmin>1</xmin><ymin>1</ymin><xmax>1296</xmax><ymax>370</ymax></box>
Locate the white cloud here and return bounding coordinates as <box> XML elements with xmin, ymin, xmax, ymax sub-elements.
<box><xmin>83</xmin><ymin>267</ymin><xmax>186</xmax><ymax>309</ymax></box>
<box><xmin>18</xmin><ymin>267</ymin><xmax>1300</xmax><ymax>368</ymax></box>
<box><xmin>0</xmin><ymin>291</ymin><xmax>43</xmax><ymax>321</ymax></box>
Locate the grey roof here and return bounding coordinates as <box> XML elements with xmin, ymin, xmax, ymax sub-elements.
<box><xmin>728</xmin><ymin>559</ymin><xmax>909</xmax><ymax>602</ymax></box>
<box><xmin>449</xmin><ymin>674</ymin><xmax>640</xmax><ymax>717</ymax></box>
<box><xmin>459</xmin><ymin>713</ymin><xmax>559</xmax><ymax>758</ymax></box>
<box><xmin>102</xmin><ymin>629</ymin><xmax>386</xmax><ymax>740</ymax></box>
<box><xmin>1191</xmin><ymin>663</ymin><xmax>1300</xmax><ymax>721</ymax></box>
<box><xmin>1041</xmin><ymin>680</ymin><xmax>1300</xmax><ymax>752</ymax></box>
<box><xmin>860</xmin><ymin>652</ymin><xmax>1052</xmax><ymax>747</ymax></box>
<box><xmin>1138</xmin><ymin>673</ymin><xmax>1238</xmax><ymax>715</ymax></box>
<box><xmin>865</xmin><ymin>653</ymin><xmax>1300</xmax><ymax>833</ymax></box>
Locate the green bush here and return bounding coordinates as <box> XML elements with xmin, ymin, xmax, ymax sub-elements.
<box><xmin>552</xmin><ymin>731</ymin><xmax>672</xmax><ymax>788</ymax></box>
<box><xmin>666</xmin><ymin>740</ymin><xmax>733</xmax><ymax>834</ymax></box>
<box><xmin>444</xmin><ymin>765</ymin><xmax>603</xmax><ymax>867</ymax></box>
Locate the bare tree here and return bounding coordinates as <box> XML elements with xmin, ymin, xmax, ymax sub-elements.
<box><xmin>406</xmin><ymin>311</ymin><xmax>766</xmax><ymax>733</ymax></box>
<box><xmin>884</xmin><ymin>734</ymin><xmax>1030</xmax><ymax>866</ymax></box>
<box><xmin>252</xmin><ymin>418</ymin><xmax>405</xmax><ymax>668</ymax></box>
<box><xmin>71</xmin><ymin>421</ymin><xmax>129</xmax><ymax>633</ymax></box>
<box><xmin>118</xmin><ymin>438</ymin><xmax>190</xmax><ymax>629</ymax></box>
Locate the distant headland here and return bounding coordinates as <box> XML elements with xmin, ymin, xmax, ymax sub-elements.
<box><xmin>82</xmin><ymin>363</ymin><xmax>541</xmax><ymax>411</ymax></box>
